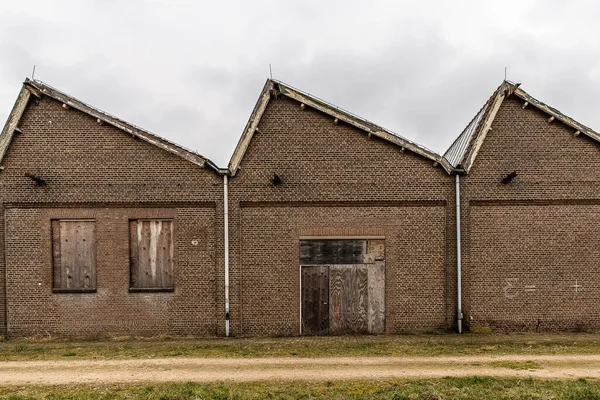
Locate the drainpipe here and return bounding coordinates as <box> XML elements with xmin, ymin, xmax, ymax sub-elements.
<box><xmin>223</xmin><ymin>174</ymin><xmax>230</xmax><ymax>337</ymax></box>
<box><xmin>455</xmin><ymin>173</ymin><xmax>463</xmax><ymax>334</ymax></box>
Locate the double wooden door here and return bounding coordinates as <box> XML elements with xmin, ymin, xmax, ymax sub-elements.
<box><xmin>300</xmin><ymin>239</ymin><xmax>385</xmax><ymax>335</ymax></box>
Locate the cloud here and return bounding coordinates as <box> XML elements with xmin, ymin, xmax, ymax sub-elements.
<box><xmin>0</xmin><ymin>0</ymin><xmax>599</xmax><ymax>166</ymax></box>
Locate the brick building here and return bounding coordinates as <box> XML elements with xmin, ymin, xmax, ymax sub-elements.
<box><xmin>444</xmin><ymin>82</ymin><xmax>600</xmax><ymax>331</ymax></box>
<box><xmin>226</xmin><ymin>81</ymin><xmax>453</xmax><ymax>336</ymax></box>
<box><xmin>0</xmin><ymin>79</ymin><xmax>224</xmax><ymax>338</ymax></box>
<box><xmin>0</xmin><ymin>77</ymin><xmax>598</xmax><ymax>338</ymax></box>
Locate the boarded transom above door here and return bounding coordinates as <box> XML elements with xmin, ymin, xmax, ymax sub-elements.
<box><xmin>300</xmin><ymin>239</ymin><xmax>385</xmax><ymax>335</ymax></box>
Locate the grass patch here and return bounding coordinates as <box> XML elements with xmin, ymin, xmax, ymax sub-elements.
<box><xmin>1</xmin><ymin>377</ymin><xmax>600</xmax><ymax>399</ymax></box>
<box><xmin>491</xmin><ymin>360</ymin><xmax>543</xmax><ymax>370</ymax></box>
<box><xmin>1</xmin><ymin>333</ymin><xmax>600</xmax><ymax>361</ymax></box>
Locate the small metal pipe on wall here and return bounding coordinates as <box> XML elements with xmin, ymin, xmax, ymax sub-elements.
<box><xmin>455</xmin><ymin>173</ymin><xmax>463</xmax><ymax>334</ymax></box>
<box><xmin>223</xmin><ymin>174</ymin><xmax>230</xmax><ymax>337</ymax></box>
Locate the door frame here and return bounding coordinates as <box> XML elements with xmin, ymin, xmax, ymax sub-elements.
<box><xmin>298</xmin><ymin>235</ymin><xmax>385</xmax><ymax>335</ymax></box>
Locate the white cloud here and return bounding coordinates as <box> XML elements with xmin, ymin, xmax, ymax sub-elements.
<box><xmin>0</xmin><ymin>0</ymin><xmax>599</xmax><ymax>166</ymax></box>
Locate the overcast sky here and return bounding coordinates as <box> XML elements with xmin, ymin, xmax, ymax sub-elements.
<box><xmin>0</xmin><ymin>0</ymin><xmax>598</xmax><ymax>167</ymax></box>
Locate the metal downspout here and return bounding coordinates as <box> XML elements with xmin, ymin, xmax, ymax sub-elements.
<box><xmin>223</xmin><ymin>174</ymin><xmax>230</xmax><ymax>337</ymax></box>
<box><xmin>455</xmin><ymin>174</ymin><xmax>463</xmax><ymax>334</ymax></box>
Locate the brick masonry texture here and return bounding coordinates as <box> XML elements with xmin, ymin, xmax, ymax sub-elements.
<box><xmin>227</xmin><ymin>96</ymin><xmax>454</xmax><ymax>336</ymax></box>
<box><xmin>2</xmin><ymin>85</ymin><xmax>599</xmax><ymax>338</ymax></box>
<box><xmin>0</xmin><ymin>95</ymin><xmax>223</xmax><ymax>338</ymax></box>
<box><xmin>239</xmin><ymin>205</ymin><xmax>447</xmax><ymax>335</ymax></box>
<box><xmin>461</xmin><ymin>95</ymin><xmax>600</xmax><ymax>331</ymax></box>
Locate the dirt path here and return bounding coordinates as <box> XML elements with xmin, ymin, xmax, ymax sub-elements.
<box><xmin>1</xmin><ymin>355</ymin><xmax>599</xmax><ymax>385</ymax></box>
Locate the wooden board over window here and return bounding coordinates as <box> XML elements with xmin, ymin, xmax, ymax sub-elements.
<box><xmin>300</xmin><ymin>239</ymin><xmax>366</xmax><ymax>265</ymax></box>
<box><xmin>130</xmin><ymin>220</ymin><xmax>174</xmax><ymax>291</ymax></box>
<box><xmin>52</xmin><ymin>220</ymin><xmax>96</xmax><ymax>291</ymax></box>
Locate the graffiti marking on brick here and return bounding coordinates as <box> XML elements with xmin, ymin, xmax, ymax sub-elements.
<box><xmin>503</xmin><ymin>278</ymin><xmax>519</xmax><ymax>299</ymax></box>
<box><xmin>572</xmin><ymin>280</ymin><xmax>582</xmax><ymax>299</ymax></box>
<box><xmin>524</xmin><ymin>285</ymin><xmax>536</xmax><ymax>293</ymax></box>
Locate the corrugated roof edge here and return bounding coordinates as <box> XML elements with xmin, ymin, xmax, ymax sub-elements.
<box><xmin>22</xmin><ymin>78</ymin><xmax>221</xmax><ymax>173</ymax></box>
<box><xmin>443</xmin><ymin>83</ymin><xmax>504</xmax><ymax>168</ymax></box>
<box><xmin>443</xmin><ymin>102</ymin><xmax>489</xmax><ymax>168</ymax></box>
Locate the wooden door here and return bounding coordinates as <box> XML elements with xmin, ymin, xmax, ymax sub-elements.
<box><xmin>301</xmin><ymin>266</ymin><xmax>329</xmax><ymax>335</ymax></box>
<box><xmin>300</xmin><ymin>239</ymin><xmax>385</xmax><ymax>335</ymax></box>
<box><xmin>329</xmin><ymin>264</ymin><xmax>369</xmax><ymax>334</ymax></box>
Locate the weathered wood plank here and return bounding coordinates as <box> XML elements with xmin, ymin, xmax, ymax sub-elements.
<box><xmin>157</xmin><ymin>221</ymin><xmax>174</xmax><ymax>288</ymax></box>
<box><xmin>149</xmin><ymin>221</ymin><xmax>159</xmax><ymax>286</ymax></box>
<box><xmin>367</xmin><ymin>239</ymin><xmax>385</xmax><ymax>261</ymax></box>
<box><xmin>129</xmin><ymin>220</ymin><xmax>139</xmax><ymax>288</ymax></box>
<box><xmin>301</xmin><ymin>266</ymin><xmax>329</xmax><ymax>335</ymax></box>
<box><xmin>368</xmin><ymin>261</ymin><xmax>385</xmax><ymax>334</ymax></box>
<box><xmin>58</xmin><ymin>221</ymin><xmax>95</xmax><ymax>289</ymax></box>
<box><xmin>138</xmin><ymin>221</ymin><xmax>152</xmax><ymax>287</ymax></box>
<box><xmin>59</xmin><ymin>222</ymin><xmax>75</xmax><ymax>288</ymax></box>
<box><xmin>133</xmin><ymin>220</ymin><xmax>174</xmax><ymax>289</ymax></box>
<box><xmin>169</xmin><ymin>222</ymin><xmax>174</xmax><ymax>285</ymax></box>
<box><xmin>329</xmin><ymin>265</ymin><xmax>343</xmax><ymax>334</ymax></box>
<box><xmin>351</xmin><ymin>265</ymin><xmax>369</xmax><ymax>333</ymax></box>
<box><xmin>51</xmin><ymin>220</ymin><xmax>61</xmax><ymax>288</ymax></box>
<box><xmin>329</xmin><ymin>265</ymin><xmax>369</xmax><ymax>334</ymax></box>
<box><xmin>79</xmin><ymin>221</ymin><xmax>96</xmax><ymax>289</ymax></box>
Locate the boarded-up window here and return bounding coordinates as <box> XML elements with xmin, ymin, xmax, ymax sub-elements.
<box><xmin>52</xmin><ymin>220</ymin><xmax>97</xmax><ymax>291</ymax></box>
<box><xmin>129</xmin><ymin>220</ymin><xmax>174</xmax><ymax>291</ymax></box>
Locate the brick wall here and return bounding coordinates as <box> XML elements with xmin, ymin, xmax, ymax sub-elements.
<box><xmin>0</xmin><ymin>95</ymin><xmax>223</xmax><ymax>338</ymax></box>
<box><xmin>227</xmin><ymin>95</ymin><xmax>454</xmax><ymax>336</ymax></box>
<box><xmin>6</xmin><ymin>83</ymin><xmax>595</xmax><ymax>338</ymax></box>
<box><xmin>461</xmin><ymin>95</ymin><xmax>600</xmax><ymax>331</ymax></box>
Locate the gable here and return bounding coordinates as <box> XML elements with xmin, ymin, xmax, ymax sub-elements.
<box><xmin>469</xmin><ymin>95</ymin><xmax>600</xmax><ymax>183</ymax></box>
<box><xmin>0</xmin><ymin>79</ymin><xmax>219</xmax><ymax>173</ymax></box>
<box><xmin>232</xmin><ymin>94</ymin><xmax>448</xmax><ymax>186</ymax></box>
<box><xmin>0</xmin><ymin>93</ymin><xmax>221</xmax><ymax>203</ymax></box>
<box><xmin>443</xmin><ymin>81</ymin><xmax>600</xmax><ymax>173</ymax></box>
<box><xmin>229</xmin><ymin>79</ymin><xmax>451</xmax><ymax>176</ymax></box>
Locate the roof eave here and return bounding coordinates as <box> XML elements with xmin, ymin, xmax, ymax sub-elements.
<box><xmin>228</xmin><ymin>79</ymin><xmax>274</xmax><ymax>176</ymax></box>
<box><xmin>276</xmin><ymin>81</ymin><xmax>444</xmax><ymax>165</ymax></box>
<box><xmin>512</xmin><ymin>87</ymin><xmax>600</xmax><ymax>143</ymax></box>
<box><xmin>0</xmin><ymin>86</ymin><xmax>32</xmax><ymax>166</ymax></box>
